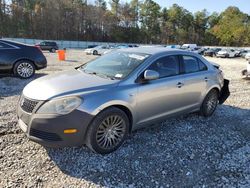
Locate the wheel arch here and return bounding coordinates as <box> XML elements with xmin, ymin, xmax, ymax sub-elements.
<box><xmin>203</xmin><ymin>86</ymin><xmax>220</xmax><ymax>101</ymax></box>
<box><xmin>12</xmin><ymin>58</ymin><xmax>36</xmax><ymax>72</ymax></box>
<box><xmin>92</xmin><ymin>102</ymin><xmax>134</xmax><ymax>133</ymax></box>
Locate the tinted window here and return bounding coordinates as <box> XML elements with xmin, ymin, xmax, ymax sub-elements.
<box><xmin>0</xmin><ymin>42</ymin><xmax>13</xmax><ymax>49</ymax></box>
<box><xmin>183</xmin><ymin>56</ymin><xmax>199</xmax><ymax>73</ymax></box>
<box><xmin>49</xmin><ymin>42</ymin><xmax>56</xmax><ymax>46</ymax></box>
<box><xmin>149</xmin><ymin>56</ymin><xmax>179</xmax><ymax>78</ymax></box>
<box><xmin>198</xmin><ymin>60</ymin><xmax>208</xmax><ymax>71</ymax></box>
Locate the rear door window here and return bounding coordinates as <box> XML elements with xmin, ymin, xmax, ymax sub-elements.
<box><xmin>0</xmin><ymin>42</ymin><xmax>14</xmax><ymax>49</ymax></box>
<box><xmin>182</xmin><ymin>56</ymin><xmax>200</xmax><ymax>73</ymax></box>
<box><xmin>198</xmin><ymin>60</ymin><xmax>208</xmax><ymax>71</ymax></box>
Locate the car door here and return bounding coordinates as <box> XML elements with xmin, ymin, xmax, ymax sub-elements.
<box><xmin>179</xmin><ymin>55</ymin><xmax>209</xmax><ymax>110</ymax></box>
<box><xmin>0</xmin><ymin>42</ymin><xmax>19</xmax><ymax>72</ymax></box>
<box><xmin>135</xmin><ymin>55</ymin><xmax>187</xmax><ymax>126</ymax></box>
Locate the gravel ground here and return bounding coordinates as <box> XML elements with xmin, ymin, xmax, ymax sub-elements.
<box><xmin>0</xmin><ymin>50</ymin><xmax>250</xmax><ymax>187</ymax></box>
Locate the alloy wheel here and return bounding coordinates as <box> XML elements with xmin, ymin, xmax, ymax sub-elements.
<box><xmin>96</xmin><ymin>115</ymin><xmax>126</xmax><ymax>150</ymax></box>
<box><xmin>206</xmin><ymin>93</ymin><xmax>218</xmax><ymax>114</ymax></box>
<box><xmin>17</xmin><ymin>62</ymin><xmax>34</xmax><ymax>78</ymax></box>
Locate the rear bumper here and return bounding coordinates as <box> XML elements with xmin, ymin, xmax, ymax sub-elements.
<box><xmin>17</xmin><ymin>105</ymin><xmax>94</xmax><ymax>147</ymax></box>
<box><xmin>219</xmin><ymin>79</ymin><xmax>230</xmax><ymax>104</ymax></box>
<box><xmin>35</xmin><ymin>56</ymin><xmax>47</xmax><ymax>70</ymax></box>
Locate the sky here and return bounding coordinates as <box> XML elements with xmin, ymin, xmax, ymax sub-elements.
<box><xmin>121</xmin><ymin>0</ymin><xmax>250</xmax><ymax>14</ymax></box>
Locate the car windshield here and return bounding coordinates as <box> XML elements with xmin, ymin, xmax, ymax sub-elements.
<box><xmin>79</xmin><ymin>51</ymin><xmax>149</xmax><ymax>80</ymax></box>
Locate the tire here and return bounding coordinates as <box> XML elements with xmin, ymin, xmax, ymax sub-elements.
<box><xmin>50</xmin><ymin>48</ymin><xmax>56</xmax><ymax>53</ymax></box>
<box><xmin>13</xmin><ymin>60</ymin><xmax>35</xmax><ymax>79</ymax></box>
<box><xmin>200</xmin><ymin>89</ymin><xmax>219</xmax><ymax>117</ymax></box>
<box><xmin>93</xmin><ymin>50</ymin><xmax>98</xmax><ymax>55</ymax></box>
<box><xmin>86</xmin><ymin>107</ymin><xmax>129</xmax><ymax>154</ymax></box>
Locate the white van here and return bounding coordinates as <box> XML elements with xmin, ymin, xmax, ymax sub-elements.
<box><xmin>181</xmin><ymin>44</ymin><xmax>197</xmax><ymax>50</ymax></box>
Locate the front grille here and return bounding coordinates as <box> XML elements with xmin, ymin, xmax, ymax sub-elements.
<box><xmin>20</xmin><ymin>97</ymin><xmax>39</xmax><ymax>113</ymax></box>
<box><xmin>30</xmin><ymin>128</ymin><xmax>62</xmax><ymax>141</ymax></box>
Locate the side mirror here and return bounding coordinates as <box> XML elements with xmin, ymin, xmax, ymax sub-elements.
<box><xmin>144</xmin><ymin>70</ymin><xmax>159</xmax><ymax>81</ymax></box>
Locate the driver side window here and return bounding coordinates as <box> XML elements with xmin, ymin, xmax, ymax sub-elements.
<box><xmin>148</xmin><ymin>55</ymin><xmax>180</xmax><ymax>78</ymax></box>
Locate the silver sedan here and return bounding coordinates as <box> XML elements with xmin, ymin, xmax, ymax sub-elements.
<box><xmin>17</xmin><ymin>47</ymin><xmax>230</xmax><ymax>154</ymax></box>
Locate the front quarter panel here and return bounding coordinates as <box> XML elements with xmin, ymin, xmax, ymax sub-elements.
<box><xmin>77</xmin><ymin>84</ymin><xmax>137</xmax><ymax>123</ymax></box>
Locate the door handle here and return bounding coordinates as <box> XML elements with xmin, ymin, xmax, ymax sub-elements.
<box><xmin>177</xmin><ymin>82</ymin><xmax>184</xmax><ymax>88</ymax></box>
<box><xmin>204</xmin><ymin>77</ymin><xmax>209</xmax><ymax>82</ymax></box>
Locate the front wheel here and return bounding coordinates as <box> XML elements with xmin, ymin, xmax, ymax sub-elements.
<box><xmin>200</xmin><ymin>89</ymin><xmax>219</xmax><ymax>117</ymax></box>
<box><xmin>14</xmin><ymin>60</ymin><xmax>35</xmax><ymax>79</ymax></box>
<box><xmin>93</xmin><ymin>50</ymin><xmax>98</xmax><ymax>55</ymax></box>
<box><xmin>86</xmin><ymin>107</ymin><xmax>129</xmax><ymax>154</ymax></box>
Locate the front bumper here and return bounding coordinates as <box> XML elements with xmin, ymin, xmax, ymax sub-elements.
<box><xmin>17</xmin><ymin>104</ymin><xmax>94</xmax><ymax>147</ymax></box>
<box><xmin>219</xmin><ymin>79</ymin><xmax>230</xmax><ymax>104</ymax></box>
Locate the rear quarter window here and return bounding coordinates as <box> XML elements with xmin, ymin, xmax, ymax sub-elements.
<box><xmin>0</xmin><ymin>42</ymin><xmax>13</xmax><ymax>49</ymax></box>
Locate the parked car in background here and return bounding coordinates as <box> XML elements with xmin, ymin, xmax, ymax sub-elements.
<box><xmin>216</xmin><ymin>49</ymin><xmax>237</xmax><ymax>58</ymax></box>
<box><xmin>234</xmin><ymin>49</ymin><xmax>242</xmax><ymax>57</ymax></box>
<box><xmin>84</xmin><ymin>45</ymin><xmax>110</xmax><ymax>55</ymax></box>
<box><xmin>240</xmin><ymin>50</ymin><xmax>250</xmax><ymax>58</ymax></box>
<box><xmin>102</xmin><ymin>44</ymin><xmax>139</xmax><ymax>55</ymax></box>
<box><xmin>36</xmin><ymin>41</ymin><xmax>59</xmax><ymax>53</ymax></box>
<box><xmin>17</xmin><ymin>47</ymin><xmax>230</xmax><ymax>154</ymax></box>
<box><xmin>196</xmin><ymin>47</ymin><xmax>208</xmax><ymax>55</ymax></box>
<box><xmin>166</xmin><ymin>44</ymin><xmax>181</xmax><ymax>49</ymax></box>
<box><xmin>0</xmin><ymin>39</ymin><xmax>47</xmax><ymax>78</ymax></box>
<box><xmin>181</xmin><ymin>44</ymin><xmax>197</xmax><ymax>51</ymax></box>
<box><xmin>87</xmin><ymin>45</ymin><xmax>98</xmax><ymax>49</ymax></box>
<box><xmin>245</xmin><ymin>52</ymin><xmax>250</xmax><ymax>61</ymax></box>
<box><xmin>242</xmin><ymin>61</ymin><xmax>250</xmax><ymax>77</ymax></box>
<box><xmin>204</xmin><ymin>48</ymin><xmax>221</xmax><ymax>57</ymax></box>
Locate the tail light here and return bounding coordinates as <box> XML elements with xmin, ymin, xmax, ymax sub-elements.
<box><xmin>34</xmin><ymin>45</ymin><xmax>42</xmax><ymax>52</ymax></box>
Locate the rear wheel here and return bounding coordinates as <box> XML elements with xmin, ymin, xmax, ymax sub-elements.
<box><xmin>200</xmin><ymin>89</ymin><xmax>218</xmax><ymax>117</ymax></box>
<box><xmin>93</xmin><ymin>50</ymin><xmax>98</xmax><ymax>55</ymax></box>
<box><xmin>86</xmin><ymin>107</ymin><xmax>129</xmax><ymax>154</ymax></box>
<box><xmin>14</xmin><ymin>60</ymin><xmax>35</xmax><ymax>79</ymax></box>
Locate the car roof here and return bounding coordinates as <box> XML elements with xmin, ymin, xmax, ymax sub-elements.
<box><xmin>0</xmin><ymin>39</ymin><xmax>27</xmax><ymax>47</ymax></box>
<box><xmin>118</xmin><ymin>47</ymin><xmax>185</xmax><ymax>55</ymax></box>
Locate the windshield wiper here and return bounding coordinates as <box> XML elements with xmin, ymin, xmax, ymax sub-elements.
<box><xmin>82</xmin><ymin>69</ymin><xmax>117</xmax><ymax>80</ymax></box>
<box><xmin>96</xmin><ymin>72</ymin><xmax>117</xmax><ymax>80</ymax></box>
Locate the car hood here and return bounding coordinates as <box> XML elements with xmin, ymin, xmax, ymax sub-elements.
<box><xmin>23</xmin><ymin>69</ymin><xmax>119</xmax><ymax>100</ymax></box>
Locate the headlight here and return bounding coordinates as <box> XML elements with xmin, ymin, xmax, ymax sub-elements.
<box><xmin>37</xmin><ymin>97</ymin><xmax>82</xmax><ymax>115</ymax></box>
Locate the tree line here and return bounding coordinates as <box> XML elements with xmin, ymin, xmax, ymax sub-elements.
<box><xmin>0</xmin><ymin>0</ymin><xmax>250</xmax><ymax>46</ymax></box>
